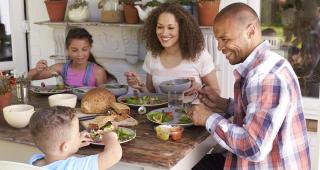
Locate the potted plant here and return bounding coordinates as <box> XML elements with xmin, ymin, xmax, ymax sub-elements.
<box><xmin>44</xmin><ymin>0</ymin><xmax>68</xmax><ymax>22</ymax></box>
<box><xmin>168</xmin><ymin>0</ymin><xmax>193</xmax><ymax>14</ymax></box>
<box><xmin>120</xmin><ymin>0</ymin><xmax>139</xmax><ymax>24</ymax></box>
<box><xmin>67</xmin><ymin>0</ymin><xmax>90</xmax><ymax>22</ymax></box>
<box><xmin>134</xmin><ymin>0</ymin><xmax>161</xmax><ymax>22</ymax></box>
<box><xmin>0</xmin><ymin>72</ymin><xmax>15</xmax><ymax>110</ymax></box>
<box><xmin>197</xmin><ymin>0</ymin><xmax>220</xmax><ymax>26</ymax></box>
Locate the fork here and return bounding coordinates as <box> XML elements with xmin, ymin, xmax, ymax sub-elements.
<box><xmin>182</xmin><ymin>84</ymin><xmax>205</xmax><ymax>112</ymax></box>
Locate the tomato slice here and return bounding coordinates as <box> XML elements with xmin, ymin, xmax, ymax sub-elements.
<box><xmin>166</xmin><ymin>111</ymin><xmax>173</xmax><ymax>117</ymax></box>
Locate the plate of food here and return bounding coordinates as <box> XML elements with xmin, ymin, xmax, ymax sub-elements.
<box><xmin>117</xmin><ymin>93</ymin><xmax>168</xmax><ymax>107</ymax></box>
<box><xmin>31</xmin><ymin>84</ymin><xmax>71</xmax><ymax>94</ymax></box>
<box><xmin>88</xmin><ymin>122</ymin><xmax>136</xmax><ymax>145</ymax></box>
<box><xmin>146</xmin><ymin>107</ymin><xmax>193</xmax><ymax>127</ymax></box>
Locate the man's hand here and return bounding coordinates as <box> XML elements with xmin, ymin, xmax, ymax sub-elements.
<box><xmin>198</xmin><ymin>86</ymin><xmax>229</xmax><ymax>113</ymax></box>
<box><xmin>187</xmin><ymin>104</ymin><xmax>213</xmax><ymax>126</ymax></box>
<box><xmin>80</xmin><ymin>131</ymin><xmax>93</xmax><ymax>148</ymax></box>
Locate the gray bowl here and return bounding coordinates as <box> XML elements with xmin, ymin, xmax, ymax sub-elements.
<box><xmin>72</xmin><ymin>86</ymin><xmax>95</xmax><ymax>100</ymax></box>
<box><xmin>159</xmin><ymin>79</ymin><xmax>191</xmax><ymax>94</ymax></box>
<box><xmin>100</xmin><ymin>83</ymin><xmax>129</xmax><ymax>97</ymax></box>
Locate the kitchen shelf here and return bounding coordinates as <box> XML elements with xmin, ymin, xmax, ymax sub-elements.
<box><xmin>34</xmin><ymin>21</ymin><xmax>213</xmax><ymax>30</ymax></box>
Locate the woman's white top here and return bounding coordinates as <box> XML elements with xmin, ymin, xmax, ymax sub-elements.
<box><xmin>142</xmin><ymin>49</ymin><xmax>216</xmax><ymax>93</ymax></box>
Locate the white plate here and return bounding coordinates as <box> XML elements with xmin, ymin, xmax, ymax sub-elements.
<box><xmin>117</xmin><ymin>93</ymin><xmax>168</xmax><ymax>107</ymax></box>
<box><xmin>31</xmin><ymin>85</ymin><xmax>71</xmax><ymax>95</ymax></box>
<box><xmin>146</xmin><ymin>107</ymin><xmax>193</xmax><ymax>127</ymax></box>
<box><xmin>91</xmin><ymin>127</ymin><xmax>136</xmax><ymax>145</ymax></box>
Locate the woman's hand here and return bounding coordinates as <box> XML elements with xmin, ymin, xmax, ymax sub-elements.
<box><xmin>35</xmin><ymin>60</ymin><xmax>48</xmax><ymax>73</ymax></box>
<box><xmin>124</xmin><ymin>71</ymin><xmax>146</xmax><ymax>90</ymax></box>
<box><xmin>183</xmin><ymin>77</ymin><xmax>199</xmax><ymax>96</ymax></box>
<box><xmin>79</xmin><ymin>131</ymin><xmax>93</xmax><ymax>148</ymax></box>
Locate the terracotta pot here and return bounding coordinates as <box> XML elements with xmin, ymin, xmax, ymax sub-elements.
<box><xmin>197</xmin><ymin>0</ymin><xmax>220</xmax><ymax>26</ymax></box>
<box><xmin>0</xmin><ymin>92</ymin><xmax>12</xmax><ymax>112</ymax></box>
<box><xmin>123</xmin><ymin>4</ymin><xmax>139</xmax><ymax>24</ymax></box>
<box><xmin>44</xmin><ymin>0</ymin><xmax>68</xmax><ymax>22</ymax></box>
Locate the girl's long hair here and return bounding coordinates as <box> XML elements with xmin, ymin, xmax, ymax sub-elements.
<box><xmin>65</xmin><ymin>27</ymin><xmax>117</xmax><ymax>82</ymax></box>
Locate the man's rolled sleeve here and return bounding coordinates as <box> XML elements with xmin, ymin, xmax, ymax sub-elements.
<box><xmin>206</xmin><ymin>113</ymin><xmax>224</xmax><ymax>133</ymax></box>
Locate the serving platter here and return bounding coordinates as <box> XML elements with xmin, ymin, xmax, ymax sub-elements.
<box><xmin>90</xmin><ymin>127</ymin><xmax>136</xmax><ymax>145</ymax></box>
<box><xmin>146</xmin><ymin>107</ymin><xmax>193</xmax><ymax>127</ymax></box>
<box><xmin>30</xmin><ymin>85</ymin><xmax>71</xmax><ymax>95</ymax></box>
<box><xmin>117</xmin><ymin>93</ymin><xmax>168</xmax><ymax>107</ymax></box>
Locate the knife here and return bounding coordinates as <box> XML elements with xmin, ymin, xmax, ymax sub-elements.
<box><xmin>79</xmin><ymin>115</ymin><xmax>97</xmax><ymax>121</ymax></box>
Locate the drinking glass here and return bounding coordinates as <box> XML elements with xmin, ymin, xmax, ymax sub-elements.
<box><xmin>168</xmin><ymin>91</ymin><xmax>183</xmax><ymax>109</ymax></box>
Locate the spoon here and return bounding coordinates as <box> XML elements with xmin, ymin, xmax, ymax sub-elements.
<box><xmin>133</xmin><ymin>90</ymin><xmax>147</xmax><ymax>114</ymax></box>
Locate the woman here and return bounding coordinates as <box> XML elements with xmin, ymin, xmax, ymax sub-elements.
<box><xmin>125</xmin><ymin>3</ymin><xmax>220</xmax><ymax>94</ymax></box>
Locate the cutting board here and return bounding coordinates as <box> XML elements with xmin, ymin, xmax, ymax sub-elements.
<box><xmin>76</xmin><ymin>108</ymin><xmax>138</xmax><ymax>129</ymax></box>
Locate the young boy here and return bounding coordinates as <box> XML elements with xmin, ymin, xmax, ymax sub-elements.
<box><xmin>28</xmin><ymin>106</ymin><xmax>122</xmax><ymax>170</ymax></box>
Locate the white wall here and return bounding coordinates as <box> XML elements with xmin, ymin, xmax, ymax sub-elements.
<box><xmin>26</xmin><ymin>0</ymin><xmax>260</xmax><ymax>97</ymax></box>
<box><xmin>26</xmin><ymin>0</ymin><xmax>56</xmax><ymax>85</ymax></box>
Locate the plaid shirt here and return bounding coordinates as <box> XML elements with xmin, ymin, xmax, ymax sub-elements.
<box><xmin>206</xmin><ymin>41</ymin><xmax>310</xmax><ymax>170</ymax></box>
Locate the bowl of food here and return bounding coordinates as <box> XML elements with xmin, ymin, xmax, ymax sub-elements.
<box><xmin>159</xmin><ymin>78</ymin><xmax>191</xmax><ymax>94</ymax></box>
<box><xmin>3</xmin><ymin>104</ymin><xmax>35</xmax><ymax>128</ymax></box>
<box><xmin>72</xmin><ymin>86</ymin><xmax>95</xmax><ymax>100</ymax></box>
<box><xmin>100</xmin><ymin>83</ymin><xmax>128</xmax><ymax>97</ymax></box>
<box><xmin>48</xmin><ymin>94</ymin><xmax>77</xmax><ymax>108</ymax></box>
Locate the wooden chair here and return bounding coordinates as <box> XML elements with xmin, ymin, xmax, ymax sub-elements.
<box><xmin>0</xmin><ymin>160</ymin><xmax>46</xmax><ymax>170</ymax></box>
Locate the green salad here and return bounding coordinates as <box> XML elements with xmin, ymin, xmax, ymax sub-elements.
<box><xmin>124</xmin><ymin>95</ymin><xmax>164</xmax><ymax>105</ymax></box>
<box><xmin>148</xmin><ymin>111</ymin><xmax>174</xmax><ymax>123</ymax></box>
<box><xmin>179</xmin><ymin>114</ymin><xmax>192</xmax><ymax>124</ymax></box>
<box><xmin>116</xmin><ymin>128</ymin><xmax>135</xmax><ymax>142</ymax></box>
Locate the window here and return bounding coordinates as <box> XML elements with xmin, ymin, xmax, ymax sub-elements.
<box><xmin>261</xmin><ymin>0</ymin><xmax>320</xmax><ymax>99</ymax></box>
<box><xmin>0</xmin><ymin>0</ymin><xmax>12</xmax><ymax>62</ymax></box>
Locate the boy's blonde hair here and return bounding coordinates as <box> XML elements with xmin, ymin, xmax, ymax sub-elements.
<box><xmin>29</xmin><ymin>106</ymin><xmax>76</xmax><ymax>154</ymax></box>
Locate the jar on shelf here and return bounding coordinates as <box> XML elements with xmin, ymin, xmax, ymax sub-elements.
<box><xmin>99</xmin><ymin>0</ymin><xmax>124</xmax><ymax>23</ymax></box>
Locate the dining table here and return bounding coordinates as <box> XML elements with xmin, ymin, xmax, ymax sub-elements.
<box><xmin>0</xmin><ymin>90</ymin><xmax>217</xmax><ymax>170</ymax></box>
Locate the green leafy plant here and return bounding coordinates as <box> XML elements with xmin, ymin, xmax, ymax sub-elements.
<box><xmin>168</xmin><ymin>0</ymin><xmax>193</xmax><ymax>6</ymax></box>
<box><xmin>119</xmin><ymin>0</ymin><xmax>136</xmax><ymax>6</ymax></box>
<box><xmin>69</xmin><ymin>0</ymin><xmax>88</xmax><ymax>10</ymax></box>
<box><xmin>145</xmin><ymin>0</ymin><xmax>161</xmax><ymax>7</ymax></box>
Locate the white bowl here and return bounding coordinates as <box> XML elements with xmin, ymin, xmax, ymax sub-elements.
<box><xmin>72</xmin><ymin>86</ymin><xmax>94</xmax><ymax>100</ymax></box>
<box><xmin>3</xmin><ymin>104</ymin><xmax>35</xmax><ymax>128</ymax></box>
<box><xmin>159</xmin><ymin>78</ymin><xmax>191</xmax><ymax>94</ymax></box>
<box><xmin>48</xmin><ymin>94</ymin><xmax>77</xmax><ymax>108</ymax></box>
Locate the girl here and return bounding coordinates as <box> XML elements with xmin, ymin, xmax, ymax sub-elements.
<box><xmin>28</xmin><ymin>27</ymin><xmax>116</xmax><ymax>87</ymax></box>
<box><xmin>125</xmin><ymin>3</ymin><xmax>220</xmax><ymax>94</ymax></box>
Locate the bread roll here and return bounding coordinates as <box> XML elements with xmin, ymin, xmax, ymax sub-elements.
<box><xmin>81</xmin><ymin>87</ymin><xmax>116</xmax><ymax>114</ymax></box>
<box><xmin>111</xmin><ymin>102</ymin><xmax>130</xmax><ymax>121</ymax></box>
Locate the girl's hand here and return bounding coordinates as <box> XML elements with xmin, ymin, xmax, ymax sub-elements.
<box><xmin>35</xmin><ymin>60</ymin><xmax>48</xmax><ymax>73</ymax></box>
<box><xmin>124</xmin><ymin>71</ymin><xmax>146</xmax><ymax>90</ymax></box>
<box><xmin>80</xmin><ymin>131</ymin><xmax>93</xmax><ymax>148</ymax></box>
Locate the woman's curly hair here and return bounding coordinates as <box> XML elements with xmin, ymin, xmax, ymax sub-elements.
<box><xmin>143</xmin><ymin>2</ymin><xmax>205</xmax><ymax>61</ymax></box>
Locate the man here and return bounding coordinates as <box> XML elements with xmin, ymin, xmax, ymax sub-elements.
<box><xmin>189</xmin><ymin>3</ymin><xmax>311</xmax><ymax>170</ymax></box>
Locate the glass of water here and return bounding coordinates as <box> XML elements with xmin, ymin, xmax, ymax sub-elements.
<box><xmin>168</xmin><ymin>91</ymin><xmax>183</xmax><ymax>109</ymax></box>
